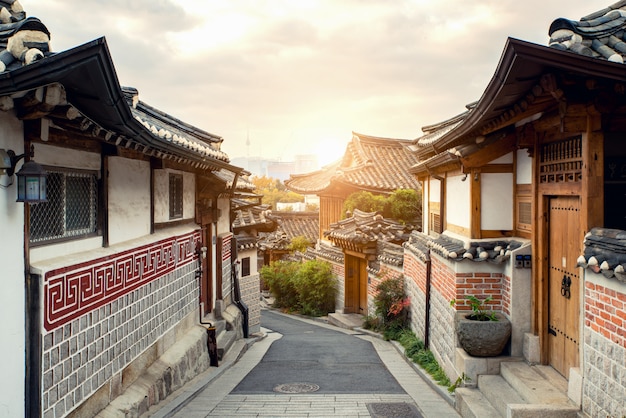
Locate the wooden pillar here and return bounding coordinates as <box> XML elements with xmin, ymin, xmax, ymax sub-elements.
<box><xmin>470</xmin><ymin>168</ymin><xmax>481</xmax><ymax>239</ymax></box>
<box><xmin>581</xmin><ymin>109</ymin><xmax>603</xmax><ymax>234</ymax></box>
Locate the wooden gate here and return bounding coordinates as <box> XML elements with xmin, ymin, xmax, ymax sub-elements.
<box><xmin>547</xmin><ymin>196</ymin><xmax>581</xmax><ymax>378</ymax></box>
<box><xmin>345</xmin><ymin>254</ymin><xmax>367</xmax><ymax>314</ymax></box>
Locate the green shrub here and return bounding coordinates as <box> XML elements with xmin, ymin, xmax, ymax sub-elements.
<box><xmin>343</xmin><ymin>191</ymin><xmax>387</xmax><ymax>217</ymax></box>
<box><xmin>261</xmin><ymin>259</ymin><xmax>337</xmax><ymax>316</ymax></box>
<box><xmin>386</xmin><ymin>189</ymin><xmax>422</xmax><ymax>226</ymax></box>
<box><xmin>374</xmin><ymin>274</ymin><xmax>410</xmax><ymax>329</ymax></box>
<box><xmin>260</xmin><ymin>261</ymin><xmax>300</xmax><ymax>309</ymax></box>
<box><xmin>294</xmin><ymin>259</ymin><xmax>337</xmax><ymax>316</ymax></box>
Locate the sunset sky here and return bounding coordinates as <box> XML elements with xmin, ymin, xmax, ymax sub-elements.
<box><xmin>25</xmin><ymin>0</ymin><xmax>596</xmax><ymax>167</ymax></box>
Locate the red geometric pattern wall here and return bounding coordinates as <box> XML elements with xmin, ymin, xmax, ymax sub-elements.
<box><xmin>44</xmin><ymin>231</ymin><xmax>200</xmax><ymax>331</ymax></box>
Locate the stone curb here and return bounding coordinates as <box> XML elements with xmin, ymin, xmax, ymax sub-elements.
<box><xmin>148</xmin><ymin>332</ymin><xmax>266</xmax><ymax>418</ymax></box>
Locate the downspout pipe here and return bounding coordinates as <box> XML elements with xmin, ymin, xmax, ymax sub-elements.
<box><xmin>230</xmin><ymin>237</ymin><xmax>249</xmax><ymax>338</ymax></box>
<box><xmin>195</xmin><ymin>246</ymin><xmax>218</xmax><ymax>367</ymax></box>
<box><xmin>424</xmin><ymin>251</ymin><xmax>432</xmax><ymax>349</ymax></box>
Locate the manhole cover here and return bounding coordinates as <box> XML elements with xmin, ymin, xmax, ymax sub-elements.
<box><xmin>366</xmin><ymin>402</ymin><xmax>423</xmax><ymax>418</ymax></box>
<box><xmin>273</xmin><ymin>382</ymin><xmax>320</xmax><ymax>393</ymax></box>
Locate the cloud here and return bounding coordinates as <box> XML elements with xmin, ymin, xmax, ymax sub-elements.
<box><xmin>24</xmin><ymin>0</ymin><xmax>597</xmax><ymax>164</ymax></box>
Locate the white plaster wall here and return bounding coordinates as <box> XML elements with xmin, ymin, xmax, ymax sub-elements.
<box><xmin>446</xmin><ymin>175</ymin><xmax>470</xmax><ymax>231</ymax></box>
<box><xmin>183</xmin><ymin>172</ymin><xmax>195</xmax><ymax>219</ymax></box>
<box><xmin>216</xmin><ymin>196</ymin><xmax>230</xmax><ymax>234</ymax></box>
<box><xmin>0</xmin><ymin>110</ymin><xmax>26</xmax><ymax>418</ymax></box>
<box><xmin>490</xmin><ymin>152</ymin><xmax>514</xmax><ymax>164</ymax></box>
<box><xmin>481</xmin><ymin>173</ymin><xmax>514</xmax><ymax>230</ymax></box>
<box><xmin>154</xmin><ymin>169</ymin><xmax>196</xmax><ymax>223</ymax></box>
<box><xmin>422</xmin><ymin>180</ymin><xmax>430</xmax><ymax>234</ymax></box>
<box><xmin>108</xmin><ymin>157</ymin><xmax>151</xmax><ymax>245</ymax></box>
<box><xmin>430</xmin><ymin>177</ymin><xmax>441</xmax><ymax>203</ymax></box>
<box><xmin>517</xmin><ymin>149</ymin><xmax>533</xmax><ymax>184</ymax></box>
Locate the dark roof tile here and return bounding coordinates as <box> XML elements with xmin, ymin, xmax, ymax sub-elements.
<box><xmin>286</xmin><ymin>133</ymin><xmax>420</xmax><ymax>194</ymax></box>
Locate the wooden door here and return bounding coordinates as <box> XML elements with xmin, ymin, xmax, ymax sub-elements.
<box><xmin>358</xmin><ymin>261</ymin><xmax>367</xmax><ymax>314</ymax></box>
<box><xmin>345</xmin><ymin>255</ymin><xmax>367</xmax><ymax>314</ymax></box>
<box><xmin>547</xmin><ymin>196</ymin><xmax>580</xmax><ymax>379</ymax></box>
<box><xmin>344</xmin><ymin>255</ymin><xmax>359</xmax><ymax>314</ymax></box>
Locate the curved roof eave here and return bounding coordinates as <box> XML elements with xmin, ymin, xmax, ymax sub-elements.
<box><xmin>430</xmin><ymin>37</ymin><xmax>626</xmax><ymax>154</ymax></box>
<box><xmin>0</xmin><ymin>37</ymin><xmax>243</xmax><ymax>174</ymax></box>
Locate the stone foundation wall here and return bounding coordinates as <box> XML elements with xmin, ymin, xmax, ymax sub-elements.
<box><xmin>582</xmin><ymin>280</ymin><xmax>626</xmax><ymax>418</ymax></box>
<box><xmin>41</xmin><ymin>249</ymin><xmax>198</xmax><ymax>418</ymax></box>
<box><xmin>331</xmin><ymin>262</ymin><xmax>345</xmax><ymax>312</ymax></box>
<box><xmin>428</xmin><ymin>255</ymin><xmax>457</xmax><ymax>377</ymax></box>
<box><xmin>404</xmin><ymin>252</ymin><xmax>427</xmax><ymax>342</ymax></box>
<box><xmin>240</xmin><ymin>272</ymin><xmax>261</xmax><ymax>334</ymax></box>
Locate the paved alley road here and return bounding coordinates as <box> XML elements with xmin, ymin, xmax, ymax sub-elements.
<box><xmin>163</xmin><ymin>309</ymin><xmax>460</xmax><ymax>418</ymax></box>
<box><xmin>232</xmin><ymin>310</ymin><xmax>404</xmax><ymax>394</ymax></box>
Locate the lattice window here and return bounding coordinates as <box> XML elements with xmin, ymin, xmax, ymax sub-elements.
<box><xmin>430</xmin><ymin>212</ymin><xmax>441</xmax><ymax>234</ymax></box>
<box><xmin>429</xmin><ymin>201</ymin><xmax>441</xmax><ymax>234</ymax></box>
<box><xmin>30</xmin><ymin>168</ymin><xmax>99</xmax><ymax>244</ymax></box>
<box><xmin>516</xmin><ymin>198</ymin><xmax>532</xmax><ymax>233</ymax></box>
<box><xmin>241</xmin><ymin>257</ymin><xmax>251</xmax><ymax>277</ymax></box>
<box><xmin>539</xmin><ymin>137</ymin><xmax>582</xmax><ymax>184</ymax></box>
<box><xmin>169</xmin><ymin>173</ymin><xmax>183</xmax><ymax>219</ymax></box>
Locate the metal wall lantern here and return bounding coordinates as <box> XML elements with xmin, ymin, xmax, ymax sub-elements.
<box><xmin>0</xmin><ymin>146</ymin><xmax>47</xmax><ymax>203</ymax></box>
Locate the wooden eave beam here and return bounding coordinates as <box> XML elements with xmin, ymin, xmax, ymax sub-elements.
<box><xmin>459</xmin><ymin>132</ymin><xmax>517</xmax><ymax>168</ymax></box>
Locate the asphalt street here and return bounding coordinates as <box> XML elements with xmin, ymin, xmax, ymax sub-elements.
<box><xmin>156</xmin><ymin>309</ymin><xmax>460</xmax><ymax>417</ymax></box>
<box><xmin>232</xmin><ymin>310</ymin><xmax>405</xmax><ymax>395</ymax></box>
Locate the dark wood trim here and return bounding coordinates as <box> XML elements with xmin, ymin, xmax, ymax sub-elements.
<box><xmin>153</xmin><ymin>218</ymin><xmax>196</xmax><ymax>230</ymax></box>
<box><xmin>480</xmin><ymin>230</ymin><xmax>514</xmax><ymax>238</ymax></box>
<box><xmin>470</xmin><ymin>169</ymin><xmax>481</xmax><ymax>239</ymax></box>
<box><xmin>481</xmin><ymin>164</ymin><xmax>514</xmax><ymax>173</ymax></box>
<box><xmin>460</xmin><ymin>132</ymin><xmax>517</xmax><ymax>168</ymax></box>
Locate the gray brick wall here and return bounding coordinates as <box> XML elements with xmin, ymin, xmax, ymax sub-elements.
<box><xmin>428</xmin><ymin>289</ymin><xmax>456</xmax><ymax>378</ymax></box>
<box><xmin>240</xmin><ymin>273</ymin><xmax>261</xmax><ymax>334</ymax></box>
<box><xmin>406</xmin><ymin>274</ymin><xmax>426</xmax><ymax>342</ymax></box>
<box><xmin>582</xmin><ymin>329</ymin><xmax>626</xmax><ymax>418</ymax></box>
<box><xmin>42</xmin><ymin>263</ymin><xmax>197</xmax><ymax>418</ymax></box>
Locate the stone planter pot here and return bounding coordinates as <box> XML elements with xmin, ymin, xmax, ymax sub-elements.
<box><xmin>456</xmin><ymin>312</ymin><xmax>511</xmax><ymax>357</ymax></box>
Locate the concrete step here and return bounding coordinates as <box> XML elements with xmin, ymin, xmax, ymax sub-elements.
<box><xmin>327</xmin><ymin>313</ymin><xmax>363</xmax><ymax>330</ymax></box>
<box><xmin>478</xmin><ymin>374</ymin><xmax>526</xmax><ymax>417</ymax></box>
<box><xmin>216</xmin><ymin>330</ymin><xmax>237</xmax><ymax>360</ymax></box>
<box><xmin>500</xmin><ymin>362</ymin><xmax>579</xmax><ymax>418</ymax></box>
<box><xmin>455</xmin><ymin>387</ymin><xmax>502</xmax><ymax>418</ymax></box>
<box><xmin>501</xmin><ymin>362</ymin><xmax>570</xmax><ymax>405</ymax></box>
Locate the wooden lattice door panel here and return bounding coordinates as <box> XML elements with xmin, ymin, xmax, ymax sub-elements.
<box><xmin>548</xmin><ymin>196</ymin><xmax>581</xmax><ymax>379</ymax></box>
<box><xmin>539</xmin><ymin>137</ymin><xmax>582</xmax><ymax>184</ymax></box>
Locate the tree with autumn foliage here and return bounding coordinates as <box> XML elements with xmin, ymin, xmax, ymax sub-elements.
<box><xmin>251</xmin><ymin>175</ymin><xmax>304</xmax><ymax>210</ymax></box>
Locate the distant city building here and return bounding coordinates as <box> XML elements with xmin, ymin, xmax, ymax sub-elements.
<box><xmin>231</xmin><ymin>154</ymin><xmax>319</xmax><ymax>181</ymax></box>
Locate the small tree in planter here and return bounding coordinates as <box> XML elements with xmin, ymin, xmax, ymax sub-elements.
<box><xmin>451</xmin><ymin>295</ymin><xmax>511</xmax><ymax>357</ymax></box>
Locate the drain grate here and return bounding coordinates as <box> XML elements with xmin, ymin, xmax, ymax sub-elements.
<box><xmin>273</xmin><ymin>382</ymin><xmax>320</xmax><ymax>393</ymax></box>
<box><xmin>366</xmin><ymin>402</ymin><xmax>423</xmax><ymax>418</ymax></box>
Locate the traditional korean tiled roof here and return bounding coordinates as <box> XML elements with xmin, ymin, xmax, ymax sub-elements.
<box><xmin>286</xmin><ymin>133</ymin><xmax>420</xmax><ymax>194</ymax></box>
<box><xmin>234</xmin><ymin>232</ymin><xmax>259</xmax><ymax>251</ymax></box>
<box><xmin>577</xmin><ymin>228</ymin><xmax>626</xmax><ymax>282</ymax></box>
<box><xmin>549</xmin><ymin>1</ymin><xmax>626</xmax><ymax>63</ymax></box>
<box><xmin>125</xmin><ymin>88</ymin><xmax>229</xmax><ymax>163</ymax></box>
<box><xmin>408</xmin><ymin>105</ymin><xmax>473</xmax><ymax>151</ymax></box>
<box><xmin>377</xmin><ymin>241</ymin><xmax>404</xmax><ymax>267</ymax></box>
<box><xmin>213</xmin><ymin>169</ymin><xmax>255</xmax><ymax>191</ymax></box>
<box><xmin>258</xmin><ymin>211</ymin><xmax>319</xmax><ymax>251</ymax></box>
<box><xmin>232</xmin><ymin>201</ymin><xmax>277</xmax><ymax>234</ymax></box>
<box><xmin>324</xmin><ymin>209</ymin><xmax>411</xmax><ymax>250</ymax></box>
<box><xmin>307</xmin><ymin>241</ymin><xmax>344</xmax><ymax>264</ymax></box>
<box><xmin>404</xmin><ymin>231</ymin><xmax>524</xmax><ymax>264</ymax></box>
